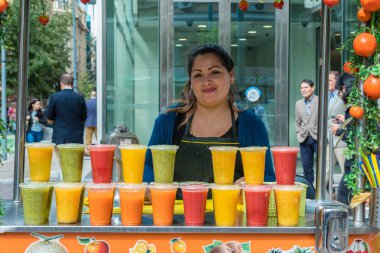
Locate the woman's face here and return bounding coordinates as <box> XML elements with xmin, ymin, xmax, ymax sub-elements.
<box><xmin>190</xmin><ymin>53</ymin><xmax>234</xmax><ymax>108</ymax></box>
<box><xmin>32</xmin><ymin>101</ymin><xmax>41</xmax><ymax>111</ymax></box>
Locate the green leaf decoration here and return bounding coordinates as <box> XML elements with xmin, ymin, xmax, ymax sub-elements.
<box><xmin>77</xmin><ymin>236</ymin><xmax>91</xmax><ymax>245</ymax></box>
<box><xmin>241</xmin><ymin>242</ymin><xmax>251</xmax><ymax>251</ymax></box>
<box><xmin>213</xmin><ymin>240</ymin><xmax>223</xmax><ymax>246</ymax></box>
<box><xmin>203</xmin><ymin>245</ymin><xmax>216</xmax><ymax>253</ymax></box>
<box><xmin>170</xmin><ymin>238</ymin><xmax>178</xmax><ymax>243</ymax></box>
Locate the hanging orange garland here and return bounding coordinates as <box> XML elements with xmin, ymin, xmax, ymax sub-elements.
<box><xmin>0</xmin><ymin>0</ymin><xmax>9</xmax><ymax>13</ymax></box>
<box><xmin>238</xmin><ymin>0</ymin><xmax>248</xmax><ymax>11</ymax></box>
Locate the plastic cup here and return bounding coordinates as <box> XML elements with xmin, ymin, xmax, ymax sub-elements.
<box><xmin>239</xmin><ymin>147</ymin><xmax>268</xmax><ymax>185</ymax></box>
<box><xmin>271</xmin><ymin>147</ymin><xmax>299</xmax><ymax>185</ymax></box>
<box><xmin>211</xmin><ymin>184</ymin><xmax>241</xmax><ymax>226</ymax></box>
<box><xmin>117</xmin><ymin>183</ymin><xmax>147</xmax><ymax>226</ymax></box>
<box><xmin>180</xmin><ymin>182</ymin><xmax>209</xmax><ymax>226</ymax></box>
<box><xmin>274</xmin><ymin>185</ymin><xmax>303</xmax><ymax>226</ymax></box>
<box><xmin>209</xmin><ymin>146</ymin><xmax>238</xmax><ymax>184</ymax></box>
<box><xmin>243</xmin><ymin>185</ymin><xmax>272</xmax><ymax>226</ymax></box>
<box><xmin>119</xmin><ymin>145</ymin><xmax>147</xmax><ymax>183</ymax></box>
<box><xmin>89</xmin><ymin>145</ymin><xmax>117</xmax><ymax>183</ymax></box>
<box><xmin>58</xmin><ymin>144</ymin><xmax>85</xmax><ymax>182</ymax></box>
<box><xmin>150</xmin><ymin>145</ymin><xmax>179</xmax><ymax>183</ymax></box>
<box><xmin>20</xmin><ymin>182</ymin><xmax>53</xmax><ymax>225</ymax></box>
<box><xmin>54</xmin><ymin>183</ymin><xmax>85</xmax><ymax>224</ymax></box>
<box><xmin>149</xmin><ymin>182</ymin><xmax>178</xmax><ymax>226</ymax></box>
<box><xmin>86</xmin><ymin>183</ymin><xmax>116</xmax><ymax>225</ymax></box>
<box><xmin>25</xmin><ymin>143</ymin><xmax>55</xmax><ymax>182</ymax></box>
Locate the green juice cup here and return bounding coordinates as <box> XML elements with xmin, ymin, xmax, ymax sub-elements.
<box><xmin>150</xmin><ymin>145</ymin><xmax>179</xmax><ymax>183</ymax></box>
<box><xmin>20</xmin><ymin>182</ymin><xmax>53</xmax><ymax>225</ymax></box>
<box><xmin>58</xmin><ymin>144</ymin><xmax>85</xmax><ymax>182</ymax></box>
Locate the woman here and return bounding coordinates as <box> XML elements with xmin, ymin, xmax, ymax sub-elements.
<box><xmin>26</xmin><ymin>99</ymin><xmax>47</xmax><ymax>143</ymax></box>
<box><xmin>144</xmin><ymin>44</ymin><xmax>275</xmax><ymax>184</ymax></box>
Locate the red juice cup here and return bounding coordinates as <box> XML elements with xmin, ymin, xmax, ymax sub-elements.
<box><xmin>89</xmin><ymin>144</ymin><xmax>117</xmax><ymax>183</ymax></box>
<box><xmin>149</xmin><ymin>182</ymin><xmax>178</xmax><ymax>226</ymax></box>
<box><xmin>243</xmin><ymin>185</ymin><xmax>272</xmax><ymax>226</ymax></box>
<box><xmin>180</xmin><ymin>182</ymin><xmax>209</xmax><ymax>226</ymax></box>
<box><xmin>271</xmin><ymin>147</ymin><xmax>299</xmax><ymax>185</ymax></box>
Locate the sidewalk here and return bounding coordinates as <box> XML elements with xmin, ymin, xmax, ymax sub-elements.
<box><xmin>0</xmin><ymin>151</ymin><xmax>92</xmax><ymax>200</ymax></box>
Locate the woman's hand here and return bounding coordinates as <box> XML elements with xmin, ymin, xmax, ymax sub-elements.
<box><xmin>331</xmin><ymin>123</ymin><xmax>340</xmax><ymax>135</ymax></box>
<box><xmin>234</xmin><ymin>177</ymin><xmax>245</xmax><ymax>204</ymax></box>
<box><xmin>336</xmin><ymin>114</ymin><xmax>345</xmax><ymax>123</ymax></box>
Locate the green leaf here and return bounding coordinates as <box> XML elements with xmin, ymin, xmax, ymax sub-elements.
<box><xmin>213</xmin><ymin>240</ymin><xmax>223</xmax><ymax>246</ymax></box>
<box><xmin>77</xmin><ymin>236</ymin><xmax>91</xmax><ymax>245</ymax></box>
<box><xmin>241</xmin><ymin>242</ymin><xmax>251</xmax><ymax>251</ymax></box>
<box><xmin>170</xmin><ymin>238</ymin><xmax>178</xmax><ymax>243</ymax></box>
<box><xmin>203</xmin><ymin>245</ymin><xmax>216</xmax><ymax>253</ymax></box>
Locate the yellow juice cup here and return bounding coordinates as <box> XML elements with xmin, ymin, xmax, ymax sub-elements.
<box><xmin>238</xmin><ymin>147</ymin><xmax>268</xmax><ymax>185</ymax></box>
<box><xmin>211</xmin><ymin>184</ymin><xmax>241</xmax><ymax>226</ymax></box>
<box><xmin>209</xmin><ymin>146</ymin><xmax>238</xmax><ymax>184</ymax></box>
<box><xmin>119</xmin><ymin>145</ymin><xmax>147</xmax><ymax>183</ymax></box>
<box><xmin>20</xmin><ymin>182</ymin><xmax>53</xmax><ymax>225</ymax></box>
<box><xmin>274</xmin><ymin>185</ymin><xmax>303</xmax><ymax>226</ymax></box>
<box><xmin>26</xmin><ymin>143</ymin><xmax>55</xmax><ymax>182</ymax></box>
<box><xmin>54</xmin><ymin>183</ymin><xmax>85</xmax><ymax>224</ymax></box>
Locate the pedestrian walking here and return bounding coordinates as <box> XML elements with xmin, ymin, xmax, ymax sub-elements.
<box><xmin>85</xmin><ymin>91</ymin><xmax>97</xmax><ymax>154</ymax></box>
<box><xmin>26</xmin><ymin>99</ymin><xmax>47</xmax><ymax>143</ymax></box>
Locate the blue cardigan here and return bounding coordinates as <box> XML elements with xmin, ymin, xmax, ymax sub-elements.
<box><xmin>143</xmin><ymin>109</ymin><xmax>276</xmax><ymax>183</ymax></box>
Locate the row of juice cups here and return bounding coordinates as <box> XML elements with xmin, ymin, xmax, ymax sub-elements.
<box><xmin>20</xmin><ymin>181</ymin><xmax>304</xmax><ymax>227</ymax></box>
<box><xmin>25</xmin><ymin>143</ymin><xmax>300</xmax><ymax>186</ymax></box>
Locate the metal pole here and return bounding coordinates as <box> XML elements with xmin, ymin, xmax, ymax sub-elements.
<box><xmin>13</xmin><ymin>0</ymin><xmax>31</xmax><ymax>203</ymax></box>
<box><xmin>1</xmin><ymin>47</ymin><xmax>7</xmax><ymax>160</ymax></box>
<box><xmin>72</xmin><ymin>0</ymin><xmax>78</xmax><ymax>91</ymax></box>
<box><xmin>328</xmin><ymin>131</ymin><xmax>334</xmax><ymax>200</ymax></box>
<box><xmin>315</xmin><ymin>4</ymin><xmax>331</xmax><ymax>200</ymax></box>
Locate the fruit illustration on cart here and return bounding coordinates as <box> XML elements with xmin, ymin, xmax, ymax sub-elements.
<box><xmin>347</xmin><ymin>239</ymin><xmax>370</xmax><ymax>253</ymax></box>
<box><xmin>129</xmin><ymin>240</ymin><xmax>156</xmax><ymax>253</ymax></box>
<box><xmin>203</xmin><ymin>240</ymin><xmax>251</xmax><ymax>253</ymax></box>
<box><xmin>77</xmin><ymin>236</ymin><xmax>110</xmax><ymax>253</ymax></box>
<box><xmin>267</xmin><ymin>246</ymin><xmax>315</xmax><ymax>253</ymax></box>
<box><xmin>170</xmin><ymin>237</ymin><xmax>186</xmax><ymax>253</ymax></box>
<box><xmin>25</xmin><ymin>233</ymin><xmax>68</xmax><ymax>253</ymax></box>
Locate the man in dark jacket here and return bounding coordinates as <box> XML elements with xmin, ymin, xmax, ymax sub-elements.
<box><xmin>46</xmin><ymin>74</ymin><xmax>87</xmax><ymax>145</ymax></box>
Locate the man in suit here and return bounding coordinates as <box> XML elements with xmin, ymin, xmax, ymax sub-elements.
<box><xmin>295</xmin><ymin>79</ymin><xmax>319</xmax><ymax>185</ymax></box>
<box><xmin>46</xmin><ymin>73</ymin><xmax>87</xmax><ymax>147</ymax></box>
<box><xmin>326</xmin><ymin>72</ymin><xmax>346</xmax><ymax>187</ymax></box>
<box><xmin>85</xmin><ymin>91</ymin><xmax>97</xmax><ymax>154</ymax></box>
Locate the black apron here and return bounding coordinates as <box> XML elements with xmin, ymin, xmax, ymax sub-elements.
<box><xmin>173</xmin><ymin>110</ymin><xmax>243</xmax><ymax>185</ymax></box>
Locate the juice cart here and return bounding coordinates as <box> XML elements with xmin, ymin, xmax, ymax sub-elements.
<box><xmin>0</xmin><ymin>0</ymin><xmax>378</xmax><ymax>252</ymax></box>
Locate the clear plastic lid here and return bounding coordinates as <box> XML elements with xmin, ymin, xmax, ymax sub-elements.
<box><xmin>149</xmin><ymin>145</ymin><xmax>179</xmax><ymax>151</ymax></box>
<box><xmin>19</xmin><ymin>182</ymin><xmax>53</xmax><ymax>188</ymax></box>
<box><xmin>271</xmin><ymin>146</ymin><xmax>300</xmax><ymax>153</ymax></box>
<box><xmin>119</xmin><ymin>144</ymin><xmax>147</xmax><ymax>150</ymax></box>
<box><xmin>243</xmin><ymin>184</ymin><xmax>272</xmax><ymax>192</ymax></box>
<box><xmin>85</xmin><ymin>183</ymin><xmax>117</xmax><ymax>189</ymax></box>
<box><xmin>273</xmin><ymin>185</ymin><xmax>303</xmax><ymax>191</ymax></box>
<box><xmin>117</xmin><ymin>182</ymin><xmax>148</xmax><ymax>190</ymax></box>
<box><xmin>210</xmin><ymin>183</ymin><xmax>241</xmax><ymax>190</ymax></box>
<box><xmin>209</xmin><ymin>146</ymin><xmax>239</xmax><ymax>152</ymax></box>
<box><xmin>238</xmin><ymin>146</ymin><xmax>268</xmax><ymax>152</ymax></box>
<box><xmin>54</xmin><ymin>182</ymin><xmax>85</xmax><ymax>189</ymax></box>
<box><xmin>180</xmin><ymin>182</ymin><xmax>209</xmax><ymax>190</ymax></box>
<box><xmin>88</xmin><ymin>144</ymin><xmax>117</xmax><ymax>151</ymax></box>
<box><xmin>57</xmin><ymin>143</ymin><xmax>85</xmax><ymax>149</ymax></box>
<box><xmin>148</xmin><ymin>182</ymin><xmax>179</xmax><ymax>189</ymax></box>
<box><xmin>25</xmin><ymin>143</ymin><xmax>56</xmax><ymax>148</ymax></box>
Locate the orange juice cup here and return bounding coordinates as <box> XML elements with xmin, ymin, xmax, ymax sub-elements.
<box><xmin>211</xmin><ymin>184</ymin><xmax>241</xmax><ymax>226</ymax></box>
<box><xmin>271</xmin><ymin>147</ymin><xmax>299</xmax><ymax>185</ymax></box>
<box><xmin>117</xmin><ymin>182</ymin><xmax>147</xmax><ymax>226</ymax></box>
<box><xmin>20</xmin><ymin>182</ymin><xmax>53</xmax><ymax>225</ymax></box>
<box><xmin>89</xmin><ymin>145</ymin><xmax>117</xmax><ymax>183</ymax></box>
<box><xmin>26</xmin><ymin>143</ymin><xmax>55</xmax><ymax>182</ymax></box>
<box><xmin>58</xmin><ymin>144</ymin><xmax>85</xmax><ymax>182</ymax></box>
<box><xmin>239</xmin><ymin>147</ymin><xmax>268</xmax><ymax>185</ymax></box>
<box><xmin>54</xmin><ymin>183</ymin><xmax>85</xmax><ymax>224</ymax></box>
<box><xmin>274</xmin><ymin>185</ymin><xmax>303</xmax><ymax>226</ymax></box>
<box><xmin>119</xmin><ymin>145</ymin><xmax>147</xmax><ymax>183</ymax></box>
<box><xmin>149</xmin><ymin>182</ymin><xmax>178</xmax><ymax>226</ymax></box>
<box><xmin>150</xmin><ymin>145</ymin><xmax>179</xmax><ymax>183</ymax></box>
<box><xmin>209</xmin><ymin>146</ymin><xmax>238</xmax><ymax>184</ymax></box>
<box><xmin>86</xmin><ymin>183</ymin><xmax>116</xmax><ymax>225</ymax></box>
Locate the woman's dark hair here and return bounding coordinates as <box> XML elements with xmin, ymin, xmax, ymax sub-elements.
<box><xmin>300</xmin><ymin>79</ymin><xmax>314</xmax><ymax>87</ymax></box>
<box><xmin>167</xmin><ymin>44</ymin><xmax>239</xmax><ymax>127</ymax></box>
<box><xmin>27</xmin><ymin>99</ymin><xmax>41</xmax><ymax>112</ymax></box>
<box><xmin>337</xmin><ymin>74</ymin><xmax>355</xmax><ymax>104</ymax></box>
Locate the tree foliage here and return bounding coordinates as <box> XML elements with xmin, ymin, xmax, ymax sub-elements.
<box><xmin>3</xmin><ymin>1</ymin><xmax>72</xmax><ymax>100</ymax></box>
